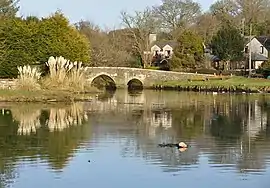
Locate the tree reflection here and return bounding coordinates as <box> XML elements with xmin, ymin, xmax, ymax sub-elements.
<box><xmin>0</xmin><ymin>110</ymin><xmax>18</xmax><ymax>188</ymax></box>
<box><xmin>1</xmin><ymin>91</ymin><xmax>270</xmax><ymax>186</ymax></box>
<box><xmin>87</xmin><ymin>91</ymin><xmax>270</xmax><ymax>175</ymax></box>
<box><xmin>0</xmin><ymin>103</ymin><xmax>91</xmax><ymax>187</ymax></box>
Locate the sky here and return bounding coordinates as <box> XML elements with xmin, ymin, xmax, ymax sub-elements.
<box><xmin>18</xmin><ymin>0</ymin><xmax>216</xmax><ymax>29</ymax></box>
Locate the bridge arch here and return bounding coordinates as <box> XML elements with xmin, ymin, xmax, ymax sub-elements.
<box><xmin>91</xmin><ymin>73</ymin><xmax>116</xmax><ymax>90</ymax></box>
<box><xmin>127</xmin><ymin>78</ymin><xmax>143</xmax><ymax>90</ymax></box>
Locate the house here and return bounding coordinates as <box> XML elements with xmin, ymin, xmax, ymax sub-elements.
<box><xmin>150</xmin><ymin>41</ymin><xmax>178</xmax><ymax>58</ymax></box>
<box><xmin>149</xmin><ymin>34</ymin><xmax>178</xmax><ymax>59</ymax></box>
<box><xmin>244</xmin><ymin>36</ymin><xmax>270</xmax><ymax>69</ymax></box>
<box><xmin>147</xmin><ymin>33</ymin><xmax>178</xmax><ymax>68</ymax></box>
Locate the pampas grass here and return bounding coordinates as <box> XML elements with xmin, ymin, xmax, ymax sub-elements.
<box><xmin>42</xmin><ymin>56</ymin><xmax>88</xmax><ymax>92</ymax></box>
<box><xmin>16</xmin><ymin>65</ymin><xmax>41</xmax><ymax>90</ymax></box>
<box><xmin>15</xmin><ymin>56</ymin><xmax>91</xmax><ymax>93</ymax></box>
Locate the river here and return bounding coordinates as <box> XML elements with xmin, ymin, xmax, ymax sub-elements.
<box><xmin>0</xmin><ymin>90</ymin><xmax>270</xmax><ymax>188</ymax></box>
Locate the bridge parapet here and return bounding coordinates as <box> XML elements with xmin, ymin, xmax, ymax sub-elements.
<box><xmin>85</xmin><ymin>67</ymin><xmax>214</xmax><ymax>88</ymax></box>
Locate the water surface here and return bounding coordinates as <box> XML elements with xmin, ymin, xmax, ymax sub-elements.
<box><xmin>0</xmin><ymin>90</ymin><xmax>270</xmax><ymax>188</ymax></box>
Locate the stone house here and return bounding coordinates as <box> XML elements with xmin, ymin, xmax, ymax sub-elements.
<box><xmin>149</xmin><ymin>34</ymin><xmax>178</xmax><ymax>59</ymax></box>
<box><xmin>245</xmin><ymin>36</ymin><xmax>270</xmax><ymax>69</ymax></box>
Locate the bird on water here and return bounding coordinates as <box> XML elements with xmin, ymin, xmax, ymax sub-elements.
<box><xmin>158</xmin><ymin>142</ymin><xmax>189</xmax><ymax>149</ymax></box>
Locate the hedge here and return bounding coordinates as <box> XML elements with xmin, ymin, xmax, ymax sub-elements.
<box><xmin>0</xmin><ymin>12</ymin><xmax>91</xmax><ymax>78</ymax></box>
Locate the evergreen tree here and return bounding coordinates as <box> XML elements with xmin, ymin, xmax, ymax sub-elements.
<box><xmin>171</xmin><ymin>30</ymin><xmax>204</xmax><ymax>69</ymax></box>
<box><xmin>0</xmin><ymin>12</ymin><xmax>91</xmax><ymax>78</ymax></box>
<box><xmin>211</xmin><ymin>24</ymin><xmax>244</xmax><ymax>62</ymax></box>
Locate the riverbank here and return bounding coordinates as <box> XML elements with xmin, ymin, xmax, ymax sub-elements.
<box><xmin>1</xmin><ymin>76</ymin><xmax>270</xmax><ymax>102</ymax></box>
<box><xmin>152</xmin><ymin>76</ymin><xmax>270</xmax><ymax>93</ymax></box>
<box><xmin>0</xmin><ymin>89</ymin><xmax>100</xmax><ymax>102</ymax></box>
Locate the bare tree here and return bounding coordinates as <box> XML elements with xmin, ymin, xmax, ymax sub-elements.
<box><xmin>210</xmin><ymin>0</ymin><xmax>270</xmax><ymax>33</ymax></box>
<box><xmin>120</xmin><ymin>7</ymin><xmax>159</xmax><ymax>68</ymax></box>
<box><xmin>76</xmin><ymin>20</ymin><xmax>134</xmax><ymax>67</ymax></box>
<box><xmin>236</xmin><ymin>0</ymin><xmax>270</xmax><ymax>22</ymax></box>
<box><xmin>0</xmin><ymin>0</ymin><xmax>19</xmax><ymax>18</ymax></box>
<box><xmin>153</xmin><ymin>0</ymin><xmax>201</xmax><ymax>32</ymax></box>
<box><xmin>192</xmin><ymin>13</ymin><xmax>219</xmax><ymax>43</ymax></box>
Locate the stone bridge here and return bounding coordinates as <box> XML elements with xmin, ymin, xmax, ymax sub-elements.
<box><xmin>85</xmin><ymin>67</ymin><xmax>213</xmax><ymax>88</ymax></box>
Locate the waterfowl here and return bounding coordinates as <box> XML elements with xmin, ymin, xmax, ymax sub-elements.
<box><xmin>178</xmin><ymin>142</ymin><xmax>188</xmax><ymax>148</ymax></box>
<box><xmin>158</xmin><ymin>142</ymin><xmax>189</xmax><ymax>149</ymax></box>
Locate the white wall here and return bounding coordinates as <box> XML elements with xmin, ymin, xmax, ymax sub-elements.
<box><xmin>150</xmin><ymin>45</ymin><xmax>161</xmax><ymax>55</ymax></box>
<box><xmin>255</xmin><ymin>60</ymin><xmax>264</xmax><ymax>69</ymax></box>
<box><xmin>163</xmin><ymin>45</ymin><xmax>174</xmax><ymax>56</ymax></box>
<box><xmin>246</xmin><ymin>38</ymin><xmax>268</xmax><ymax>57</ymax></box>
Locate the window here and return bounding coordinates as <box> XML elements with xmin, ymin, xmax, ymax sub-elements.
<box><xmin>260</xmin><ymin>46</ymin><xmax>264</xmax><ymax>54</ymax></box>
<box><xmin>244</xmin><ymin>47</ymin><xmax>248</xmax><ymax>53</ymax></box>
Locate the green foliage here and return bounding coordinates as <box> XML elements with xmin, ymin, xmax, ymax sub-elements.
<box><xmin>256</xmin><ymin>60</ymin><xmax>270</xmax><ymax>78</ymax></box>
<box><xmin>171</xmin><ymin>30</ymin><xmax>204</xmax><ymax>69</ymax></box>
<box><xmin>0</xmin><ymin>12</ymin><xmax>90</xmax><ymax>78</ymax></box>
<box><xmin>261</xmin><ymin>60</ymin><xmax>270</xmax><ymax>69</ymax></box>
<box><xmin>211</xmin><ymin>24</ymin><xmax>244</xmax><ymax>62</ymax></box>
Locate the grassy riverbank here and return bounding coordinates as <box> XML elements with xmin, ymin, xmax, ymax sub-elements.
<box><xmin>152</xmin><ymin>76</ymin><xmax>270</xmax><ymax>93</ymax></box>
<box><xmin>0</xmin><ymin>89</ymin><xmax>100</xmax><ymax>102</ymax></box>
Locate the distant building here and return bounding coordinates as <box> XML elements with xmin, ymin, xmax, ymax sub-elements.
<box><xmin>205</xmin><ymin>36</ymin><xmax>270</xmax><ymax>70</ymax></box>
<box><xmin>244</xmin><ymin>36</ymin><xmax>270</xmax><ymax>69</ymax></box>
<box><xmin>150</xmin><ymin>40</ymin><xmax>178</xmax><ymax>59</ymax></box>
<box><xmin>147</xmin><ymin>34</ymin><xmax>178</xmax><ymax>68</ymax></box>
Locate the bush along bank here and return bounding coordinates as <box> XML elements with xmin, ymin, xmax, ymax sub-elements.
<box><xmin>0</xmin><ymin>56</ymin><xmax>101</xmax><ymax>102</ymax></box>
<box><xmin>152</xmin><ymin>76</ymin><xmax>270</xmax><ymax>93</ymax></box>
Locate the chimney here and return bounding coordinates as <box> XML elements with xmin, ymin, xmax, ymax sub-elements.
<box><xmin>149</xmin><ymin>33</ymin><xmax>157</xmax><ymax>45</ymax></box>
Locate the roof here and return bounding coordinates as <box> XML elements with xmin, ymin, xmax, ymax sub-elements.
<box><xmin>256</xmin><ymin>36</ymin><xmax>270</xmax><ymax>50</ymax></box>
<box><xmin>204</xmin><ymin>53</ymin><xmax>220</xmax><ymax>62</ymax></box>
<box><xmin>151</xmin><ymin>40</ymin><xmax>178</xmax><ymax>48</ymax></box>
<box><xmin>251</xmin><ymin>52</ymin><xmax>268</xmax><ymax>61</ymax></box>
<box><xmin>245</xmin><ymin>36</ymin><xmax>270</xmax><ymax>50</ymax></box>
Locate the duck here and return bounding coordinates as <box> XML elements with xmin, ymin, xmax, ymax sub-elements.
<box><xmin>158</xmin><ymin>142</ymin><xmax>188</xmax><ymax>149</ymax></box>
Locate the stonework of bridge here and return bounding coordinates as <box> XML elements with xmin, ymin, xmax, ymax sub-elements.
<box><xmin>85</xmin><ymin>67</ymin><xmax>213</xmax><ymax>88</ymax></box>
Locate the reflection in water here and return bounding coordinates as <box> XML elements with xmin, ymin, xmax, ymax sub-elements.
<box><xmin>88</xmin><ymin>90</ymin><xmax>270</xmax><ymax>175</ymax></box>
<box><xmin>46</xmin><ymin>103</ymin><xmax>88</xmax><ymax>132</ymax></box>
<box><xmin>9</xmin><ymin>103</ymin><xmax>88</xmax><ymax>135</ymax></box>
<box><xmin>1</xmin><ymin>91</ymin><xmax>270</xmax><ymax>187</ymax></box>
<box><xmin>11</xmin><ymin>106</ymin><xmax>41</xmax><ymax>135</ymax></box>
<box><xmin>0</xmin><ymin>103</ymin><xmax>92</xmax><ymax>188</ymax></box>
